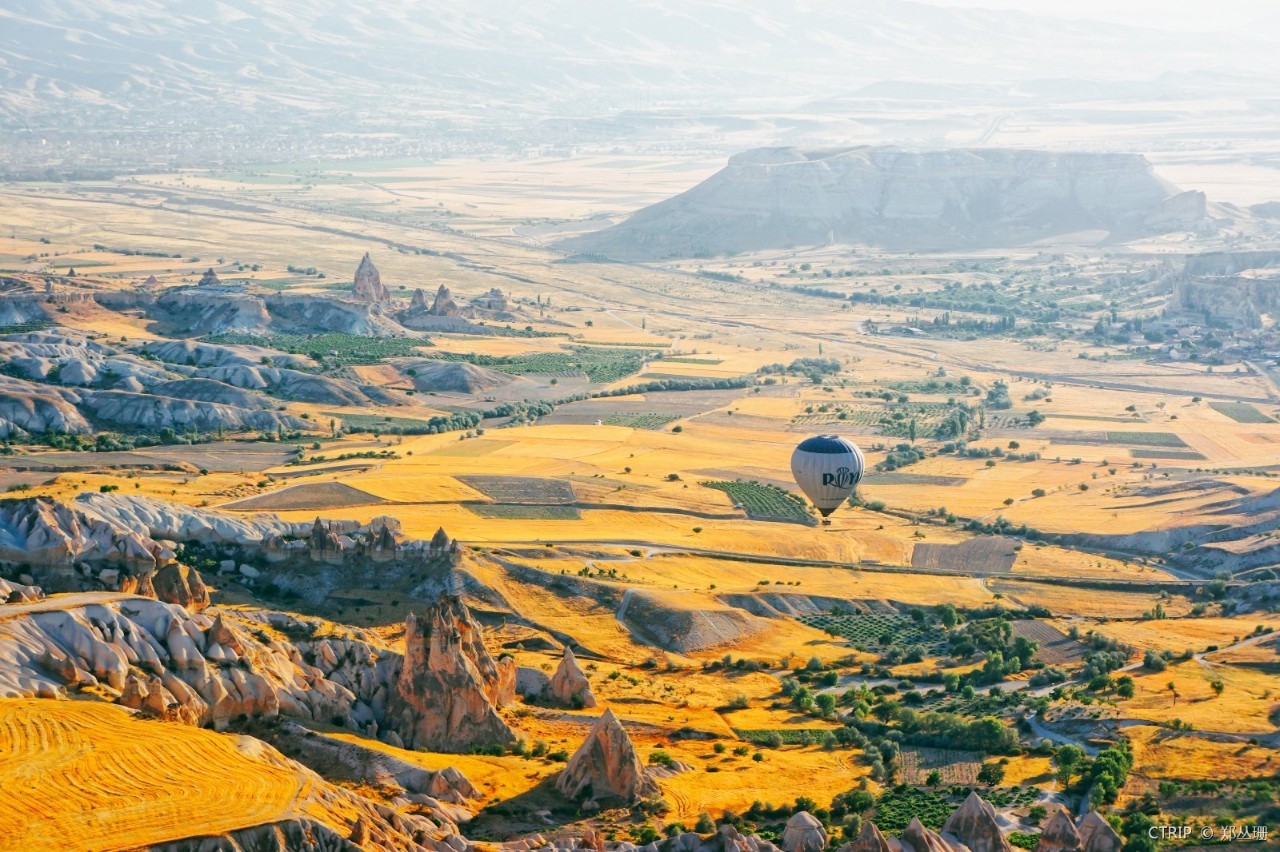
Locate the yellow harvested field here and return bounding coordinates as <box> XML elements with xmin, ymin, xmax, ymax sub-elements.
<box><xmin>1092</xmin><ymin>616</ymin><xmax>1280</xmax><ymax>654</ymax></box>
<box><xmin>1122</xmin><ymin>662</ymin><xmax>1280</xmax><ymax>734</ymax></box>
<box><xmin>0</xmin><ymin>699</ymin><xmax>312</xmax><ymax>851</ymax></box>
<box><xmin>1126</xmin><ymin>724</ymin><xmax>1280</xmax><ymax>782</ymax></box>
<box><xmin>657</xmin><ymin>746</ymin><xmax>868</xmax><ymax>822</ymax></box>
<box><xmin>988</xmin><ymin>580</ymin><xmax>1192</xmax><ymax>619</ymax></box>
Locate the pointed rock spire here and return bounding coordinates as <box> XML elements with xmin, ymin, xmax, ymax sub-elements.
<box><xmin>549</xmin><ymin>645</ymin><xmax>597</xmax><ymax>708</ymax></box>
<box><xmin>430</xmin><ymin>283</ymin><xmax>460</xmax><ymax>316</ymax></box>
<box><xmin>353</xmin><ymin>253</ymin><xmax>390</xmax><ymax>303</ymax></box>
<box><xmin>941</xmin><ymin>790</ymin><xmax>1012</xmax><ymax>852</ymax></box>
<box><xmin>389</xmin><ymin>594</ymin><xmax>517</xmax><ymax>752</ymax></box>
<box><xmin>1038</xmin><ymin>806</ymin><xmax>1083</xmax><ymax>852</ymax></box>
<box><xmin>902</xmin><ymin>817</ymin><xmax>954</xmax><ymax>852</ymax></box>
<box><xmin>837</xmin><ymin>820</ymin><xmax>891</xmax><ymax>852</ymax></box>
<box><xmin>1078</xmin><ymin>812</ymin><xmax>1123</xmax><ymax>852</ymax></box>
<box><xmin>555</xmin><ymin>708</ymin><xmax>658</xmax><ymax>802</ymax></box>
<box><xmin>198</xmin><ymin>268</ymin><xmax>220</xmax><ymax>287</ymax></box>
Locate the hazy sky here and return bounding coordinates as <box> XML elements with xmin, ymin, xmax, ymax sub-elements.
<box><xmin>926</xmin><ymin>0</ymin><xmax>1274</xmax><ymax>32</ymax></box>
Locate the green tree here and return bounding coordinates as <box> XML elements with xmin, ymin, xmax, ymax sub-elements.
<box><xmin>977</xmin><ymin>761</ymin><xmax>1006</xmax><ymax>786</ymax></box>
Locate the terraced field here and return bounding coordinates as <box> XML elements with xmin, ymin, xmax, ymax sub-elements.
<box><xmin>0</xmin><ymin>699</ymin><xmax>308</xmax><ymax>850</ymax></box>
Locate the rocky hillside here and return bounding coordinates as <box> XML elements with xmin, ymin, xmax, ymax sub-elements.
<box><xmin>564</xmin><ymin>146</ymin><xmax>1215</xmax><ymax>257</ymax></box>
<box><xmin>0</xmin><ymin>329</ymin><xmax>406</xmax><ymax>438</ymax></box>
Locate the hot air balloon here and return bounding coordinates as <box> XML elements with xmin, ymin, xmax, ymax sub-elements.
<box><xmin>791</xmin><ymin>434</ymin><xmax>865</xmax><ymax>522</ymax></box>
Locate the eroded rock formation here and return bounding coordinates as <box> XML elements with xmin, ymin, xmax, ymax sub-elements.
<box><xmin>941</xmin><ymin>791</ymin><xmax>1012</xmax><ymax>852</ymax></box>
<box><xmin>549</xmin><ymin>645</ymin><xmax>597</xmax><ymax>708</ymax></box>
<box><xmin>354</xmin><ymin>253</ymin><xmax>391</xmax><ymax>303</ymax></box>
<box><xmin>430</xmin><ymin>284</ymin><xmax>461</xmax><ymax>316</ymax></box>
<box><xmin>1038</xmin><ymin>806</ymin><xmax>1084</xmax><ymax>852</ymax></box>
<box><xmin>780</xmin><ymin>812</ymin><xmax>827</xmax><ymax>852</ymax></box>
<box><xmin>555</xmin><ymin>708</ymin><xmax>658</xmax><ymax>802</ymax></box>
<box><xmin>388</xmin><ymin>594</ymin><xmax>517</xmax><ymax>752</ymax></box>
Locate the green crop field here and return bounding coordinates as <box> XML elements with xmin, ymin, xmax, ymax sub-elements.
<box><xmin>1130</xmin><ymin>449</ymin><xmax>1207</xmax><ymax>460</ymax></box>
<box><xmin>466</xmin><ymin>504</ymin><xmax>581</xmax><ymax>520</ymax></box>
<box><xmin>662</xmin><ymin>356</ymin><xmax>725</xmax><ymax>365</ymax></box>
<box><xmin>602</xmin><ymin>413</ymin><xmax>678</xmax><ymax>429</ymax></box>
<box><xmin>799</xmin><ymin>612</ymin><xmax>946</xmax><ymax>652</ymax></box>
<box><xmin>207</xmin><ymin>332</ymin><xmax>429</xmax><ymax>365</ymax></box>
<box><xmin>1209</xmin><ymin>402</ymin><xmax>1276</xmax><ymax>424</ymax></box>
<box><xmin>702</xmin><ymin>480</ymin><xmax>816</xmax><ymax>525</ymax></box>
<box><xmin>434</xmin><ymin>347</ymin><xmax>654</xmax><ymax>383</ymax></box>
<box><xmin>1105</xmin><ymin>431</ymin><xmax>1188</xmax><ymax>447</ymax></box>
<box><xmin>873</xmin><ymin>787</ymin><xmax>953</xmax><ymax>833</ymax></box>
<box><xmin>732</xmin><ymin>729</ymin><xmax>839</xmax><ymax>746</ymax></box>
<box><xmin>0</xmin><ymin>321</ymin><xmax>52</xmax><ymax>335</ymax></box>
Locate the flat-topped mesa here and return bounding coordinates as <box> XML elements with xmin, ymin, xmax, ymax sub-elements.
<box><xmin>555</xmin><ymin>707</ymin><xmax>658</xmax><ymax>802</ymax></box>
<box><xmin>549</xmin><ymin>645</ymin><xmax>597</xmax><ymax>708</ymax></box>
<box><xmin>563</xmin><ymin>145</ymin><xmax>1214</xmax><ymax>258</ymax></box>
<box><xmin>389</xmin><ymin>593</ymin><xmax>517</xmax><ymax>752</ymax></box>
<box><xmin>941</xmin><ymin>791</ymin><xmax>1013</xmax><ymax>852</ymax></box>
<box><xmin>352</xmin><ymin>253</ymin><xmax>391</xmax><ymax>303</ymax></box>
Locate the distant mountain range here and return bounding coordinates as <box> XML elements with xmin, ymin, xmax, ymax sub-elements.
<box><xmin>561</xmin><ymin>145</ymin><xmax>1219</xmax><ymax>256</ymax></box>
<box><xmin>2</xmin><ymin>0</ymin><xmax>1275</xmax><ymax>126</ymax></box>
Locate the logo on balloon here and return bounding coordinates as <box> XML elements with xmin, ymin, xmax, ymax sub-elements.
<box><xmin>821</xmin><ymin>467</ymin><xmax>856</xmax><ymax>488</ymax></box>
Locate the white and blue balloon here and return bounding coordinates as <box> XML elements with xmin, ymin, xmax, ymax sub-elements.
<box><xmin>790</xmin><ymin>435</ymin><xmax>865</xmax><ymax>518</ymax></box>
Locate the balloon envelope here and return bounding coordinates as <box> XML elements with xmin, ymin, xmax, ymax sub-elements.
<box><xmin>791</xmin><ymin>435</ymin><xmax>865</xmax><ymax>517</ymax></box>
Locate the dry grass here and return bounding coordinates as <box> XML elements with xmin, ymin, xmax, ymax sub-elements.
<box><xmin>0</xmin><ymin>698</ymin><xmax>312</xmax><ymax>850</ymax></box>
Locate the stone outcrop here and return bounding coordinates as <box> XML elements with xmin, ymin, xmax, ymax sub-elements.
<box><xmin>472</xmin><ymin>288</ymin><xmax>508</xmax><ymax>311</ymax></box>
<box><xmin>198</xmin><ymin>268</ymin><xmax>221</xmax><ymax>287</ymax></box>
<box><xmin>0</xmin><ymin>576</ymin><xmax>43</xmax><ymax>603</ymax></box>
<box><xmin>565</xmin><ymin>145</ymin><xmax>1213</xmax><ymax>258</ymax></box>
<box><xmin>1169</xmin><ymin>250</ymin><xmax>1280</xmax><ymax>329</ymax></box>
<box><xmin>549</xmin><ymin>645</ymin><xmax>597</xmax><ymax>708</ymax></box>
<box><xmin>0</xmin><ymin>595</ymin><xmax>361</xmax><ymax>727</ymax></box>
<box><xmin>353</xmin><ymin>253</ymin><xmax>391</xmax><ymax>303</ymax></box>
<box><xmin>409</xmin><ymin>288</ymin><xmax>431</xmax><ymax>313</ymax></box>
<box><xmin>780</xmin><ymin>812</ymin><xmax>827</xmax><ymax>852</ymax></box>
<box><xmin>1077</xmin><ymin>812</ymin><xmax>1123</xmax><ymax>852</ymax></box>
<box><xmin>1038</xmin><ymin>806</ymin><xmax>1083</xmax><ymax>852</ymax></box>
<box><xmin>430</xmin><ymin>284</ymin><xmax>461</xmax><ymax>316</ymax></box>
<box><xmin>555</xmin><ymin>708</ymin><xmax>658</xmax><ymax>802</ymax></box>
<box><xmin>388</xmin><ymin>594</ymin><xmax>517</xmax><ymax>752</ymax></box>
<box><xmin>151</xmin><ymin>562</ymin><xmax>210</xmax><ymax>611</ymax></box>
<box><xmin>399</xmin><ymin>359</ymin><xmax>519</xmax><ymax>394</ymax></box>
<box><xmin>901</xmin><ymin>817</ymin><xmax>954</xmax><ymax>852</ymax></box>
<box><xmin>838</xmin><ymin>821</ymin><xmax>891</xmax><ymax>852</ymax></box>
<box><xmin>941</xmin><ymin>791</ymin><xmax>1012</xmax><ymax>852</ymax></box>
